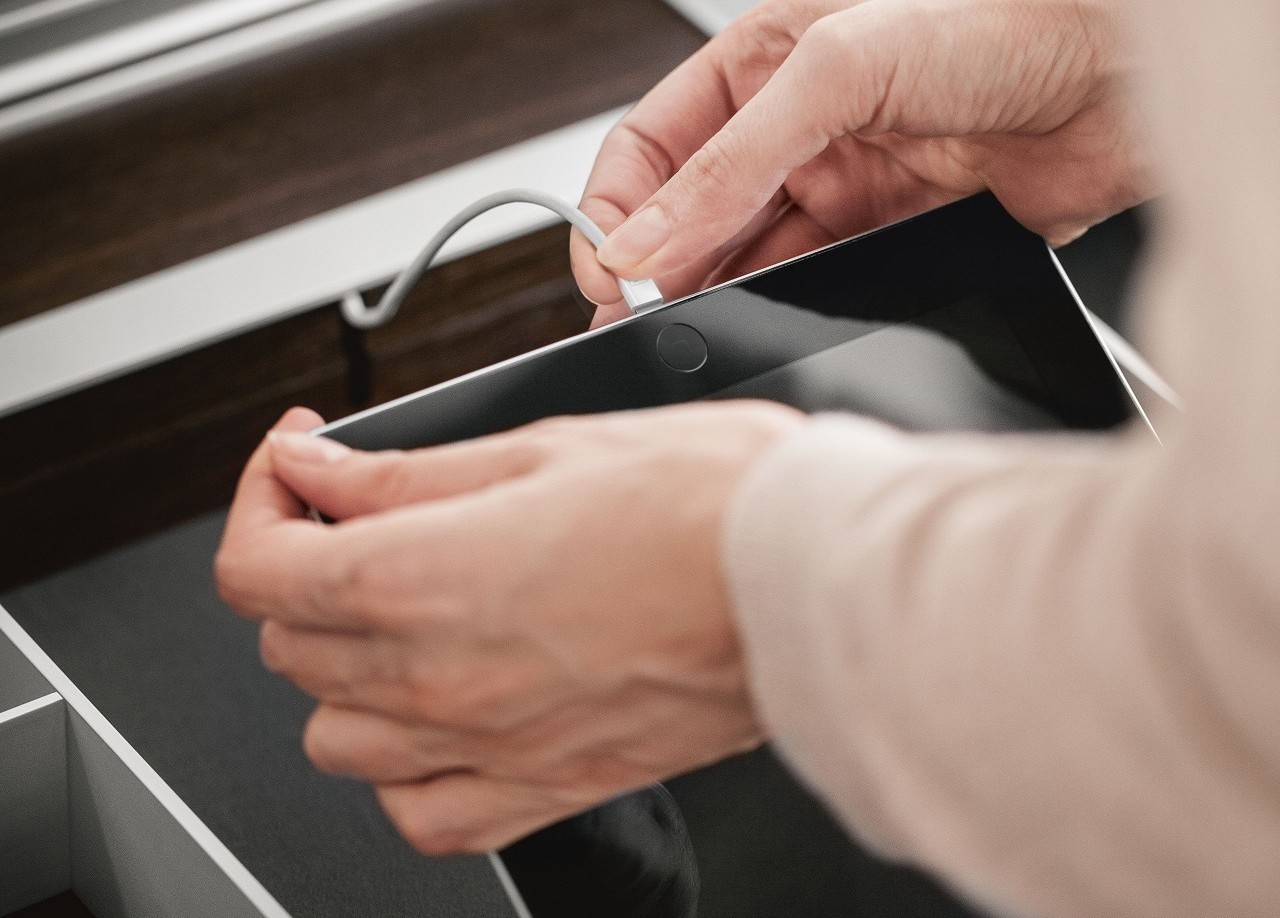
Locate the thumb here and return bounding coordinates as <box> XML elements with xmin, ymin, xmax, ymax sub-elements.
<box><xmin>267</xmin><ymin>432</ymin><xmax>540</xmax><ymax>521</ymax></box>
<box><xmin>595</xmin><ymin>9</ymin><xmax>888</xmax><ymax>282</ymax></box>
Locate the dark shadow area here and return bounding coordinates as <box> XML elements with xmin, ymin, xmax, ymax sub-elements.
<box><xmin>3</xmin><ymin>893</ymin><xmax>95</xmax><ymax>918</ymax></box>
<box><xmin>1055</xmin><ymin>206</ymin><xmax>1146</xmax><ymax>334</ymax></box>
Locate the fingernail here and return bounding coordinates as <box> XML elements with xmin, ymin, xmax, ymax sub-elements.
<box><xmin>596</xmin><ymin>205</ymin><xmax>671</xmax><ymax>271</ymax></box>
<box><xmin>269</xmin><ymin>431</ymin><xmax>350</xmax><ymax>464</ymax></box>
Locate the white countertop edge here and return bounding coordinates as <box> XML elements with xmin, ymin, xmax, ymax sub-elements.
<box><xmin>0</xmin><ymin>106</ymin><xmax>627</xmax><ymax>419</ymax></box>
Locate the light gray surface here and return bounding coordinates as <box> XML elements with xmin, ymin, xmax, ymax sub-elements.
<box><xmin>66</xmin><ymin>706</ymin><xmax>276</xmax><ymax>918</ymax></box>
<box><xmin>661</xmin><ymin>0</ymin><xmax>752</xmax><ymax>33</ymax></box>
<box><xmin>0</xmin><ymin>625</ymin><xmax>52</xmax><ymax>711</ymax></box>
<box><xmin>0</xmin><ymin>695</ymin><xmax>70</xmax><ymax>915</ymax></box>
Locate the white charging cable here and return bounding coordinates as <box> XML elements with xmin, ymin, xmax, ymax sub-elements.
<box><xmin>340</xmin><ymin>189</ymin><xmax>664</xmax><ymax>330</ymax></box>
<box><xmin>339</xmin><ymin>189</ymin><xmax>1179</xmax><ymax>412</ymax></box>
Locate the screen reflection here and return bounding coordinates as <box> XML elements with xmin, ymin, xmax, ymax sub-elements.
<box><xmin>501</xmin><ymin>785</ymin><xmax>699</xmax><ymax>918</ymax></box>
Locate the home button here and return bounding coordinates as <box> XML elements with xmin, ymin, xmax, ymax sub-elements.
<box><xmin>655</xmin><ymin>324</ymin><xmax>708</xmax><ymax>372</ymax></box>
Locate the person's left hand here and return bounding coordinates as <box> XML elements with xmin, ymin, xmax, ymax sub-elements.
<box><xmin>215</xmin><ymin>401</ymin><xmax>801</xmax><ymax>855</ymax></box>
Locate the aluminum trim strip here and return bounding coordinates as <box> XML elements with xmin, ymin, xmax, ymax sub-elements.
<box><xmin>659</xmin><ymin>0</ymin><xmax>750</xmax><ymax>34</ymax></box>
<box><xmin>0</xmin><ymin>0</ymin><xmax>440</xmax><ymax>138</ymax></box>
<box><xmin>0</xmin><ymin>0</ymin><xmax>108</xmax><ymax>37</ymax></box>
<box><xmin>0</xmin><ymin>0</ymin><xmax>322</xmax><ymax>105</ymax></box>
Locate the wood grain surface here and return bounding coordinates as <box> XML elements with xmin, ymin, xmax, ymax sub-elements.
<box><xmin>0</xmin><ymin>0</ymin><xmax>703</xmax><ymax>325</ymax></box>
<box><xmin>0</xmin><ymin>0</ymin><xmax>704</xmax><ymax>590</ymax></box>
<box><xmin>0</xmin><ymin>225</ymin><xmax>592</xmax><ymax>590</ymax></box>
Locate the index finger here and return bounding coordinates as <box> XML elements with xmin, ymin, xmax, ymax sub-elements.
<box><xmin>216</xmin><ymin>407</ymin><xmax>370</xmax><ymax>630</ymax></box>
<box><xmin>572</xmin><ymin>1</ymin><xmax>862</xmax><ymax>310</ymax></box>
<box><xmin>222</xmin><ymin>406</ymin><xmax>322</xmax><ymax>544</ymax></box>
<box><xmin>572</xmin><ymin>36</ymin><xmax>744</xmax><ymax>309</ymax></box>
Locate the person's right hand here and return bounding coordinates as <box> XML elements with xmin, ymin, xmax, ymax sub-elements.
<box><xmin>573</xmin><ymin>0</ymin><xmax>1154</xmax><ymax>324</ymax></box>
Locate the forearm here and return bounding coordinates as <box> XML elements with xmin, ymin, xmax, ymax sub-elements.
<box><xmin>723</xmin><ymin>418</ymin><xmax>1280</xmax><ymax>917</ymax></box>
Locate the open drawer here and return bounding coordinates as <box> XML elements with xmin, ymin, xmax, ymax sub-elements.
<box><xmin>1</xmin><ymin>628</ymin><xmax>63</xmax><ymax>915</ymax></box>
<box><xmin>0</xmin><ymin>617</ymin><xmax>312</xmax><ymax>918</ymax></box>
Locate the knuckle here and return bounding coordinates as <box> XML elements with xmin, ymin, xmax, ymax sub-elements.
<box><xmin>544</xmin><ymin>755</ymin><xmax>609</xmax><ymax>792</ymax></box>
<box><xmin>448</xmin><ymin>829</ymin><xmax>495</xmax><ymax>857</ymax></box>
<box><xmin>302</xmin><ymin>712</ymin><xmax>342</xmax><ymax>774</ymax></box>
<box><xmin>795</xmin><ymin>13</ymin><xmax>852</xmax><ymax>74</ymax></box>
<box><xmin>447</xmin><ymin>679</ymin><xmax>503</xmax><ymax>728</ymax></box>
<box><xmin>405</xmin><ymin>660</ymin><xmax>467</xmax><ymax>720</ymax></box>
<box><xmin>363</xmin><ymin>452</ymin><xmax>413</xmax><ymax>505</ymax></box>
<box><xmin>257</xmin><ymin>622</ymin><xmax>286</xmax><ymax>674</ymax></box>
<box><xmin>405</xmin><ymin>661</ymin><xmax>507</xmax><ymax>732</ymax></box>
<box><xmin>213</xmin><ymin>548</ymin><xmax>248</xmax><ymax>610</ymax></box>
<box><xmin>403</xmin><ymin>658</ymin><xmax>447</xmax><ymax>710</ymax></box>
<box><xmin>381</xmin><ymin>796</ymin><xmax>462</xmax><ymax>857</ymax></box>
<box><xmin>615</xmin><ymin>123</ymin><xmax>675</xmax><ymax>187</ymax></box>
<box><xmin>409</xmin><ymin>826</ymin><xmax>466</xmax><ymax>858</ymax></box>
<box><xmin>330</xmin><ymin>553</ymin><xmax>402</xmax><ymax>628</ymax></box>
<box><xmin>541</xmin><ymin>750</ymin><xmax>641</xmax><ymax>797</ymax></box>
<box><xmin>726</xmin><ymin>3</ymin><xmax>807</xmax><ymax>67</ymax></box>
<box><xmin>679</xmin><ymin>145</ymin><xmax>737</xmax><ymax>199</ymax></box>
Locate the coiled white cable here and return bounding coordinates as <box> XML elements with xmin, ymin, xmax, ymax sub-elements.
<box><xmin>340</xmin><ymin>189</ymin><xmax>1179</xmax><ymax>412</ymax></box>
<box><xmin>340</xmin><ymin>188</ymin><xmax>664</xmax><ymax>330</ymax></box>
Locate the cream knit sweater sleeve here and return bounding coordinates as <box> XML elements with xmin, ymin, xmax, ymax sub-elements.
<box><xmin>721</xmin><ymin>3</ymin><xmax>1280</xmax><ymax>916</ymax></box>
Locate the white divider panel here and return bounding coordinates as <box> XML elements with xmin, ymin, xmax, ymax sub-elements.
<box><xmin>0</xmin><ymin>604</ymin><xmax>293</xmax><ymax>918</ymax></box>
<box><xmin>1</xmin><ymin>620</ymin><xmax>52</xmax><ymax>710</ymax></box>
<box><xmin>66</xmin><ymin>707</ymin><xmax>274</xmax><ymax>918</ymax></box>
<box><xmin>0</xmin><ymin>693</ymin><xmax>70</xmax><ymax>915</ymax></box>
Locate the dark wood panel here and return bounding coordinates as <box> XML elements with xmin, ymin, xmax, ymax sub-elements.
<box><xmin>0</xmin><ymin>225</ymin><xmax>590</xmax><ymax>591</ymax></box>
<box><xmin>0</xmin><ymin>0</ymin><xmax>703</xmax><ymax>324</ymax></box>
<box><xmin>0</xmin><ymin>0</ymin><xmax>704</xmax><ymax>588</ymax></box>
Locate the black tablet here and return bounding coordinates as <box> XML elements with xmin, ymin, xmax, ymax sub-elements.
<box><xmin>0</xmin><ymin>195</ymin><xmax>1146</xmax><ymax>918</ymax></box>
<box><xmin>316</xmin><ymin>193</ymin><xmax>1148</xmax><ymax>918</ymax></box>
<box><xmin>317</xmin><ymin>192</ymin><xmax>1145</xmax><ymax>452</ymax></box>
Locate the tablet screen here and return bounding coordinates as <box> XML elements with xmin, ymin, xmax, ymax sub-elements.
<box><xmin>319</xmin><ymin>194</ymin><xmax>1136</xmax><ymax>455</ymax></box>
<box><xmin>712</xmin><ymin>293</ymin><xmax>1061</xmax><ymax>431</ymax></box>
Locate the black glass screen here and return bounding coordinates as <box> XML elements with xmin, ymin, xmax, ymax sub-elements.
<box><xmin>319</xmin><ymin>193</ymin><xmax>1132</xmax><ymax>456</ymax></box>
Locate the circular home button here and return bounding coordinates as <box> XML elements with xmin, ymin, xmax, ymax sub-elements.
<box><xmin>655</xmin><ymin>323</ymin><xmax>708</xmax><ymax>372</ymax></box>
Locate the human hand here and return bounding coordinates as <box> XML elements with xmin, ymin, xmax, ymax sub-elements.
<box><xmin>215</xmin><ymin>401</ymin><xmax>802</xmax><ymax>854</ymax></box>
<box><xmin>574</xmin><ymin>0</ymin><xmax>1153</xmax><ymax>323</ymax></box>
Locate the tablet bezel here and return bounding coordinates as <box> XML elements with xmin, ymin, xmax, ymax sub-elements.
<box><xmin>317</xmin><ymin>193</ymin><xmax>1151</xmax><ymax>449</ymax></box>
